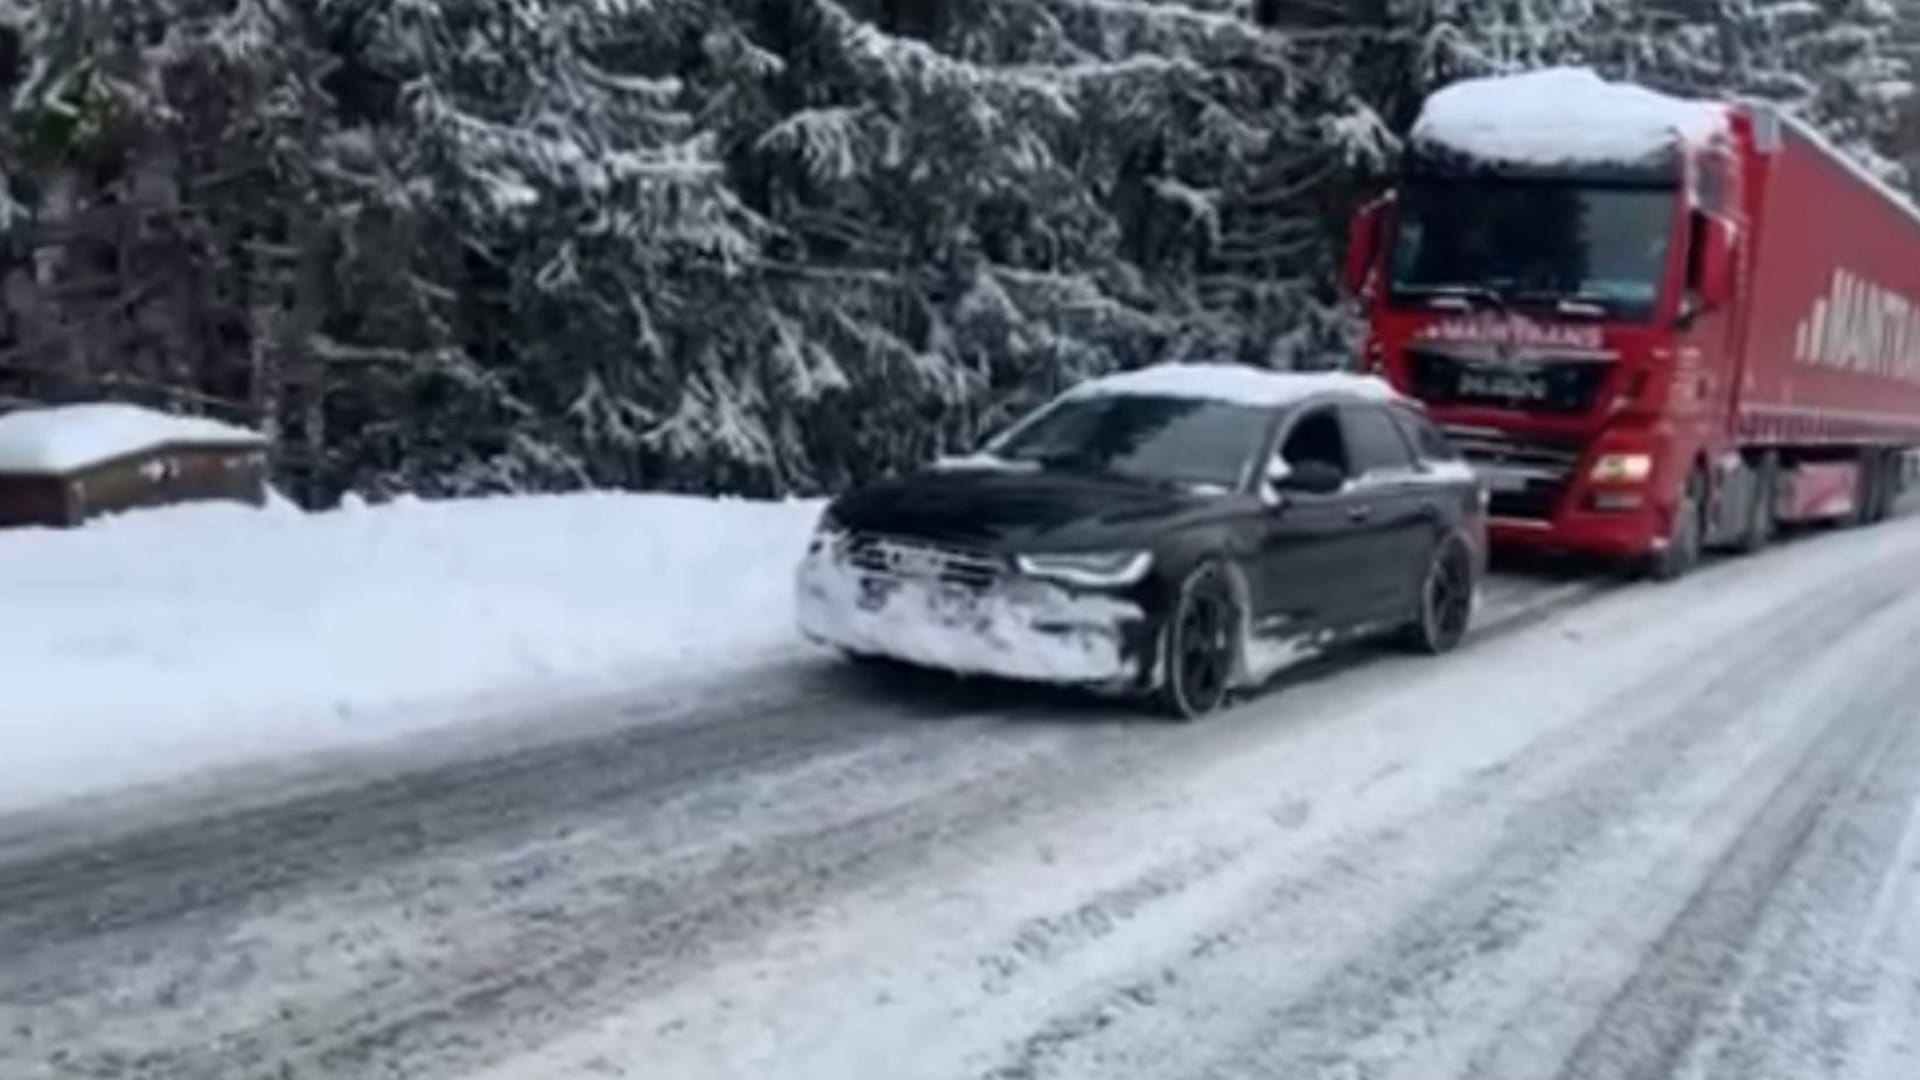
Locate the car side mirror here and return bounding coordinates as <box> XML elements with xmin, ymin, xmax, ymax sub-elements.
<box><xmin>1693</xmin><ymin>211</ymin><xmax>1736</xmax><ymax>311</ymax></box>
<box><xmin>1342</xmin><ymin>196</ymin><xmax>1390</xmax><ymax>297</ymax></box>
<box><xmin>1270</xmin><ymin>459</ymin><xmax>1346</xmax><ymax>497</ymax></box>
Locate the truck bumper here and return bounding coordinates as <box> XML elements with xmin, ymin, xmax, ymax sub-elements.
<box><xmin>1455</xmin><ymin>423</ymin><xmax>1679</xmax><ymax>561</ymax></box>
<box><xmin>1489</xmin><ymin>507</ymin><xmax>1663</xmax><ymax>558</ymax></box>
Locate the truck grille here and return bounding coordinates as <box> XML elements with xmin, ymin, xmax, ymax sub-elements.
<box><xmin>1443</xmin><ymin>425</ymin><xmax>1583</xmax><ymax>521</ymax></box>
<box><xmin>1408</xmin><ymin>347</ymin><xmax>1611</xmax><ymax>416</ymax></box>
<box><xmin>844</xmin><ymin>533</ymin><xmax>1004</xmax><ymax>591</ymax></box>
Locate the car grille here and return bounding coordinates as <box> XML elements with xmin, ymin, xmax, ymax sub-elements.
<box><xmin>1443</xmin><ymin>425</ymin><xmax>1584</xmax><ymax>521</ymax></box>
<box><xmin>1408</xmin><ymin>347</ymin><xmax>1611</xmax><ymax>416</ymax></box>
<box><xmin>843</xmin><ymin>533</ymin><xmax>1004</xmax><ymax>591</ymax></box>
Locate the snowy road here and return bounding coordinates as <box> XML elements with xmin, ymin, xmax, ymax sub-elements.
<box><xmin>4</xmin><ymin>521</ymin><xmax>1920</xmax><ymax>1080</ymax></box>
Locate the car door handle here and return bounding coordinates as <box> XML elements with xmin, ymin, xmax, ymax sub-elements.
<box><xmin>1347</xmin><ymin>505</ymin><xmax>1372</xmax><ymax>522</ymax></box>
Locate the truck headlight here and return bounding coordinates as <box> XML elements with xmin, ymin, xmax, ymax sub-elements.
<box><xmin>1590</xmin><ymin>453</ymin><xmax>1653</xmax><ymax>483</ymax></box>
<box><xmin>1014</xmin><ymin>550</ymin><xmax>1153</xmax><ymax>588</ymax></box>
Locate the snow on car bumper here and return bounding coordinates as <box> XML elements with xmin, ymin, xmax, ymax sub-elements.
<box><xmin>794</xmin><ymin>549</ymin><xmax>1147</xmax><ymax>687</ymax></box>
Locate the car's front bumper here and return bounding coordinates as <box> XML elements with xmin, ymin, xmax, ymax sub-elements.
<box><xmin>794</xmin><ymin>548</ymin><xmax>1149</xmax><ymax>687</ymax></box>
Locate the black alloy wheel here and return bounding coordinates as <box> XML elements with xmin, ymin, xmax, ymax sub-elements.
<box><xmin>1405</xmin><ymin>536</ymin><xmax>1475</xmax><ymax>655</ymax></box>
<box><xmin>1159</xmin><ymin>563</ymin><xmax>1240</xmax><ymax>720</ymax></box>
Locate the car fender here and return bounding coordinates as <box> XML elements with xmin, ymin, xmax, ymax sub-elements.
<box><xmin>1139</xmin><ymin>529</ymin><xmax>1258</xmax><ymax>689</ymax></box>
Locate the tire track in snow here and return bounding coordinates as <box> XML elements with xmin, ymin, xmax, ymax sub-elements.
<box><xmin>462</xmin><ymin>524</ymin><xmax>1920</xmax><ymax>1080</ymax></box>
<box><xmin>1598</xmin><ymin>634</ymin><xmax>1920</xmax><ymax>1080</ymax></box>
<box><xmin>0</xmin><ymin>568</ymin><xmax>1602</xmax><ymax>1080</ymax></box>
<box><xmin>0</xmin><ymin>548</ymin><xmax>1859</xmax><ymax>1080</ymax></box>
<box><xmin>969</xmin><ymin>563</ymin><xmax>1919</xmax><ymax>1080</ymax></box>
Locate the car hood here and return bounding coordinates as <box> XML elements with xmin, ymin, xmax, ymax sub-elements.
<box><xmin>829</xmin><ymin>465</ymin><xmax>1223</xmax><ymax>549</ymax></box>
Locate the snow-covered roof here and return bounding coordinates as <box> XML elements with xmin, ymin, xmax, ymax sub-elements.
<box><xmin>0</xmin><ymin>403</ymin><xmax>267</xmax><ymax>475</ymax></box>
<box><xmin>1064</xmin><ymin>362</ymin><xmax>1398</xmax><ymax>409</ymax></box>
<box><xmin>1412</xmin><ymin>67</ymin><xmax>1729</xmax><ymax>168</ymax></box>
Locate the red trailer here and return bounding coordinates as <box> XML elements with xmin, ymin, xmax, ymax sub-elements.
<box><xmin>1343</xmin><ymin>67</ymin><xmax>1920</xmax><ymax>577</ymax></box>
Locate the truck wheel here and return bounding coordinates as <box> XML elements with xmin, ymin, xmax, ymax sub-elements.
<box><xmin>1865</xmin><ymin>451</ymin><xmax>1896</xmax><ymax>524</ymax></box>
<box><xmin>1650</xmin><ymin>470</ymin><xmax>1705</xmax><ymax>582</ymax></box>
<box><xmin>1401</xmin><ymin>535</ymin><xmax>1476</xmax><ymax>655</ymax></box>
<box><xmin>1157</xmin><ymin>562</ymin><xmax>1241</xmax><ymax>721</ymax></box>
<box><xmin>1734</xmin><ymin>454</ymin><xmax>1777</xmax><ymax>555</ymax></box>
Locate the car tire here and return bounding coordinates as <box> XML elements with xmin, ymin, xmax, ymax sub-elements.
<box><xmin>1401</xmin><ymin>534</ymin><xmax>1475</xmax><ymax>655</ymax></box>
<box><xmin>1650</xmin><ymin>469</ymin><xmax>1705</xmax><ymax>582</ymax></box>
<box><xmin>1157</xmin><ymin>562</ymin><xmax>1241</xmax><ymax>721</ymax></box>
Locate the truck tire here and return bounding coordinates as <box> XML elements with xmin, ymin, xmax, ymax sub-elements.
<box><xmin>1866</xmin><ymin>451</ymin><xmax>1897</xmax><ymax>524</ymax></box>
<box><xmin>1734</xmin><ymin>453</ymin><xmax>1777</xmax><ymax>555</ymax></box>
<box><xmin>1650</xmin><ymin>469</ymin><xmax>1705</xmax><ymax>582</ymax></box>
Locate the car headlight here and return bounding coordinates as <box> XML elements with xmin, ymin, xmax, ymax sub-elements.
<box><xmin>808</xmin><ymin>508</ymin><xmax>844</xmax><ymax>553</ymax></box>
<box><xmin>1014</xmin><ymin>550</ymin><xmax>1154</xmax><ymax>588</ymax></box>
<box><xmin>1590</xmin><ymin>453</ymin><xmax>1653</xmax><ymax>483</ymax></box>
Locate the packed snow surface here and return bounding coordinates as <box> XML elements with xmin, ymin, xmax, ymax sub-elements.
<box><xmin>6</xmin><ymin>499</ymin><xmax>1920</xmax><ymax>1080</ymax></box>
<box><xmin>1413</xmin><ymin>66</ymin><xmax>1728</xmax><ymax>167</ymax></box>
<box><xmin>1066</xmin><ymin>361</ymin><xmax>1398</xmax><ymax>408</ymax></box>
<box><xmin>0</xmin><ymin>493</ymin><xmax>821</xmax><ymax>811</ymax></box>
<box><xmin>0</xmin><ymin>403</ymin><xmax>265</xmax><ymax>475</ymax></box>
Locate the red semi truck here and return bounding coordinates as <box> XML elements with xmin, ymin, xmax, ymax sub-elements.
<box><xmin>1342</xmin><ymin>67</ymin><xmax>1920</xmax><ymax>578</ymax></box>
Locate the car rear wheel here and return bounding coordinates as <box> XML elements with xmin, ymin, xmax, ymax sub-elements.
<box><xmin>1158</xmin><ymin>563</ymin><xmax>1240</xmax><ymax>721</ymax></box>
<box><xmin>1402</xmin><ymin>535</ymin><xmax>1475</xmax><ymax>655</ymax></box>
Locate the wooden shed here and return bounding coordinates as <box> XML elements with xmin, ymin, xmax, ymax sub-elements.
<box><xmin>0</xmin><ymin>403</ymin><xmax>270</xmax><ymax>528</ymax></box>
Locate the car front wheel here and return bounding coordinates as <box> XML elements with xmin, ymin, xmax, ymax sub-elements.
<box><xmin>1157</xmin><ymin>562</ymin><xmax>1241</xmax><ymax>720</ymax></box>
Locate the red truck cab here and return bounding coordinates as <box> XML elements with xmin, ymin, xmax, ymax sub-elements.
<box><xmin>1344</xmin><ymin>68</ymin><xmax>1920</xmax><ymax>577</ymax></box>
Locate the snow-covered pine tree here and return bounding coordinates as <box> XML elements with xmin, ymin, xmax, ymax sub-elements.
<box><xmin>1597</xmin><ymin>0</ymin><xmax>1912</xmax><ymax>186</ymax></box>
<box><xmin>360</xmin><ymin>0</ymin><xmax>777</xmax><ymax>495</ymax></box>
<box><xmin>729</xmin><ymin>0</ymin><xmax>1391</xmax><ymax>491</ymax></box>
<box><xmin>1381</xmin><ymin>0</ymin><xmax>1632</xmax><ymax>105</ymax></box>
<box><xmin>0</xmin><ymin>0</ymin><xmax>453</xmax><ymax>502</ymax></box>
<box><xmin>1771</xmin><ymin>0</ymin><xmax>1913</xmax><ymax>184</ymax></box>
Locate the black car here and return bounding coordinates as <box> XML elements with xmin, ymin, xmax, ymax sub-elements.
<box><xmin>795</xmin><ymin>362</ymin><xmax>1487</xmax><ymax>718</ymax></box>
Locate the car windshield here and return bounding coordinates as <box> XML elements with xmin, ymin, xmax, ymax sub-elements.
<box><xmin>987</xmin><ymin>394</ymin><xmax>1269</xmax><ymax>489</ymax></box>
<box><xmin>1389</xmin><ymin>179</ymin><xmax>1676</xmax><ymax>320</ymax></box>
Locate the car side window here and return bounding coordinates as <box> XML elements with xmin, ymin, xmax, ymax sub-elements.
<box><xmin>1389</xmin><ymin>407</ymin><xmax>1460</xmax><ymax>464</ymax></box>
<box><xmin>1277</xmin><ymin>406</ymin><xmax>1351</xmax><ymax>477</ymax></box>
<box><xmin>1341</xmin><ymin>405</ymin><xmax>1417</xmax><ymax>476</ymax></box>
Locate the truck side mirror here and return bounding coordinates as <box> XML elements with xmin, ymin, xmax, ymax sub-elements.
<box><xmin>1342</xmin><ymin>197</ymin><xmax>1390</xmax><ymax>297</ymax></box>
<box><xmin>1694</xmin><ymin>212</ymin><xmax>1737</xmax><ymax>310</ymax></box>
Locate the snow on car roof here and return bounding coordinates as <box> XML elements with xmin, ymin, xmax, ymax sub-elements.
<box><xmin>0</xmin><ymin>402</ymin><xmax>267</xmax><ymax>475</ymax></box>
<box><xmin>1063</xmin><ymin>362</ymin><xmax>1399</xmax><ymax>410</ymax></box>
<box><xmin>1412</xmin><ymin>66</ymin><xmax>1729</xmax><ymax>168</ymax></box>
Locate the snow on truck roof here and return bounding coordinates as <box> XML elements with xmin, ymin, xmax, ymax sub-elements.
<box><xmin>1064</xmin><ymin>362</ymin><xmax>1399</xmax><ymax>409</ymax></box>
<box><xmin>1412</xmin><ymin>67</ymin><xmax>1728</xmax><ymax>167</ymax></box>
<box><xmin>0</xmin><ymin>403</ymin><xmax>266</xmax><ymax>475</ymax></box>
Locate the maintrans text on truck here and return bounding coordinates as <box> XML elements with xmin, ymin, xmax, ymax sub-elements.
<box><xmin>1342</xmin><ymin>67</ymin><xmax>1920</xmax><ymax>578</ymax></box>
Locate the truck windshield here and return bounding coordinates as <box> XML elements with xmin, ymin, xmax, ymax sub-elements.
<box><xmin>1388</xmin><ymin>179</ymin><xmax>1676</xmax><ymax>322</ymax></box>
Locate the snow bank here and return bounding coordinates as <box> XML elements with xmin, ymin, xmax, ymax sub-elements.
<box><xmin>1413</xmin><ymin>67</ymin><xmax>1728</xmax><ymax>167</ymax></box>
<box><xmin>1066</xmin><ymin>362</ymin><xmax>1397</xmax><ymax>408</ymax></box>
<box><xmin>0</xmin><ymin>403</ymin><xmax>265</xmax><ymax>475</ymax></box>
<box><xmin>0</xmin><ymin>493</ymin><xmax>822</xmax><ymax>812</ymax></box>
